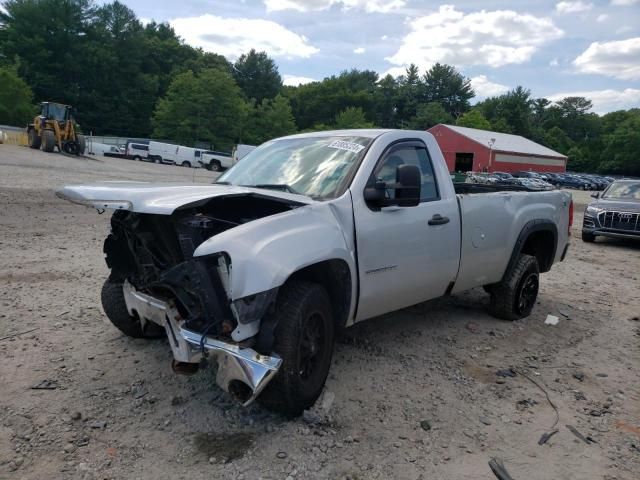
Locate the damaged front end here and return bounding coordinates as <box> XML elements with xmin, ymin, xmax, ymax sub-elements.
<box><xmin>102</xmin><ymin>194</ymin><xmax>303</xmax><ymax>404</ymax></box>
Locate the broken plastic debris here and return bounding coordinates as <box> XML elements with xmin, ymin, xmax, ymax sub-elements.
<box><xmin>544</xmin><ymin>314</ymin><xmax>559</xmax><ymax>325</ymax></box>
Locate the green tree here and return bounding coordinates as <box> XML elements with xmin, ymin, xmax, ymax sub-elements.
<box><xmin>456</xmin><ymin>109</ymin><xmax>491</xmax><ymax>130</ymax></box>
<box><xmin>477</xmin><ymin>86</ymin><xmax>532</xmax><ymax>136</ymax></box>
<box><xmin>152</xmin><ymin>69</ymin><xmax>248</xmax><ymax>150</ymax></box>
<box><xmin>334</xmin><ymin>107</ymin><xmax>374</xmax><ymax>129</ymax></box>
<box><xmin>243</xmin><ymin>94</ymin><xmax>297</xmax><ymax>144</ymax></box>
<box><xmin>285</xmin><ymin>69</ymin><xmax>377</xmax><ymax>130</ymax></box>
<box><xmin>544</xmin><ymin>126</ymin><xmax>574</xmax><ymax>154</ymax></box>
<box><xmin>409</xmin><ymin>102</ymin><xmax>453</xmax><ymax>130</ymax></box>
<box><xmin>421</xmin><ymin>63</ymin><xmax>474</xmax><ymax>117</ymax></box>
<box><xmin>599</xmin><ymin>110</ymin><xmax>640</xmax><ymax>175</ymax></box>
<box><xmin>373</xmin><ymin>74</ymin><xmax>398</xmax><ymax>128</ymax></box>
<box><xmin>232</xmin><ymin>49</ymin><xmax>282</xmax><ymax>103</ymax></box>
<box><xmin>0</xmin><ymin>0</ymin><xmax>94</xmax><ymax>106</ymax></box>
<box><xmin>0</xmin><ymin>65</ymin><xmax>34</xmax><ymax>124</ymax></box>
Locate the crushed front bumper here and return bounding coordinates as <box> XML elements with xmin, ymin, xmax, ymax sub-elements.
<box><xmin>122</xmin><ymin>281</ymin><xmax>281</xmax><ymax>405</ymax></box>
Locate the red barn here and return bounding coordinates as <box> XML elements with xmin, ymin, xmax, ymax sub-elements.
<box><xmin>428</xmin><ymin>124</ymin><xmax>567</xmax><ymax>174</ymax></box>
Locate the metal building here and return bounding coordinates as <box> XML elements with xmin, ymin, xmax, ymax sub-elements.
<box><xmin>428</xmin><ymin>124</ymin><xmax>567</xmax><ymax>174</ymax></box>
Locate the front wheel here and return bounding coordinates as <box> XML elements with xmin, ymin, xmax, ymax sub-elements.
<box><xmin>41</xmin><ymin>129</ymin><xmax>56</xmax><ymax>152</ymax></box>
<box><xmin>258</xmin><ymin>281</ymin><xmax>335</xmax><ymax>416</ymax></box>
<box><xmin>582</xmin><ymin>232</ymin><xmax>595</xmax><ymax>243</ymax></box>
<box><xmin>181</xmin><ymin>161</ymin><xmax>191</xmax><ymax>168</ymax></box>
<box><xmin>28</xmin><ymin>129</ymin><xmax>41</xmax><ymax>149</ymax></box>
<box><xmin>101</xmin><ymin>278</ymin><xmax>165</xmax><ymax>338</ymax></box>
<box><xmin>489</xmin><ymin>254</ymin><xmax>539</xmax><ymax>321</ymax></box>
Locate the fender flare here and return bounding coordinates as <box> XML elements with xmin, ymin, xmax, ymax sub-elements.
<box><xmin>502</xmin><ymin>219</ymin><xmax>558</xmax><ymax>280</ymax></box>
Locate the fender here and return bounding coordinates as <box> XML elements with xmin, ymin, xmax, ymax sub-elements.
<box><xmin>193</xmin><ymin>202</ymin><xmax>357</xmax><ymax>303</ymax></box>
<box><xmin>502</xmin><ymin>219</ymin><xmax>558</xmax><ymax>280</ymax></box>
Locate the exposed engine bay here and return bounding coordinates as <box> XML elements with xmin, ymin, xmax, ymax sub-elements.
<box><xmin>104</xmin><ymin>194</ymin><xmax>302</xmax><ymax>345</ymax></box>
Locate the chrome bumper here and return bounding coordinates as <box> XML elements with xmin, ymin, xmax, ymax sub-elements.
<box><xmin>122</xmin><ymin>281</ymin><xmax>281</xmax><ymax>405</ymax></box>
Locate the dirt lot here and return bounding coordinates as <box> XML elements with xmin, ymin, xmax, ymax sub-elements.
<box><xmin>1</xmin><ymin>144</ymin><xmax>639</xmax><ymax>480</ymax></box>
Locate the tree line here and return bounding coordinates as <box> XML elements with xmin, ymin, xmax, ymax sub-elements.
<box><xmin>1</xmin><ymin>0</ymin><xmax>638</xmax><ymax>175</ymax></box>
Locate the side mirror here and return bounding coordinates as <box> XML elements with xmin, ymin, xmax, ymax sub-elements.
<box><xmin>363</xmin><ymin>181</ymin><xmax>386</xmax><ymax>206</ymax></box>
<box><xmin>591</xmin><ymin>192</ymin><xmax>599</xmax><ymax>199</ymax></box>
<box><xmin>364</xmin><ymin>164</ymin><xmax>422</xmax><ymax>208</ymax></box>
<box><xmin>395</xmin><ymin>164</ymin><xmax>421</xmax><ymax>207</ymax></box>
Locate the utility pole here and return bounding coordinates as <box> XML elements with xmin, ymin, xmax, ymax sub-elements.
<box><xmin>488</xmin><ymin>138</ymin><xmax>496</xmax><ymax>172</ymax></box>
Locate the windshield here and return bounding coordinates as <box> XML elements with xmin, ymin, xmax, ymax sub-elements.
<box><xmin>217</xmin><ymin>135</ymin><xmax>372</xmax><ymax>200</ymax></box>
<box><xmin>602</xmin><ymin>181</ymin><xmax>640</xmax><ymax>200</ymax></box>
<box><xmin>45</xmin><ymin>103</ymin><xmax>68</xmax><ymax>121</ymax></box>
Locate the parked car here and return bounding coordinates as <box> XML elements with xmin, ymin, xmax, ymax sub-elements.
<box><xmin>582</xmin><ymin>179</ymin><xmax>640</xmax><ymax>242</ymax></box>
<box><xmin>552</xmin><ymin>174</ymin><xmax>592</xmax><ymax>190</ymax></box>
<box><xmin>56</xmin><ymin>129</ymin><xmax>572</xmax><ymax>414</ymax></box>
<box><xmin>125</xmin><ymin>142</ymin><xmax>150</xmax><ymax>161</ymax></box>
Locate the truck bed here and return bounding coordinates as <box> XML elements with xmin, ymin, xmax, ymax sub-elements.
<box><xmin>453</xmin><ymin>182</ymin><xmax>529</xmax><ymax>194</ymax></box>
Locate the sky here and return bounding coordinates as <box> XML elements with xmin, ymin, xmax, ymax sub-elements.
<box><xmin>115</xmin><ymin>0</ymin><xmax>638</xmax><ymax>113</ymax></box>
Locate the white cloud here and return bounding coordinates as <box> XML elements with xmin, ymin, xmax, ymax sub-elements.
<box><xmin>386</xmin><ymin>6</ymin><xmax>564</xmax><ymax>71</ymax></box>
<box><xmin>550</xmin><ymin>57</ymin><xmax>560</xmax><ymax>66</ymax></box>
<box><xmin>470</xmin><ymin>75</ymin><xmax>509</xmax><ymax>97</ymax></box>
<box><xmin>573</xmin><ymin>37</ymin><xmax>640</xmax><ymax>80</ymax></box>
<box><xmin>616</xmin><ymin>26</ymin><xmax>633</xmax><ymax>34</ymax></box>
<box><xmin>381</xmin><ymin>35</ymin><xmax>388</xmax><ymax>40</ymax></box>
<box><xmin>353</xmin><ymin>47</ymin><xmax>366</xmax><ymax>54</ymax></box>
<box><xmin>547</xmin><ymin>88</ymin><xmax>640</xmax><ymax>114</ymax></box>
<box><xmin>555</xmin><ymin>1</ymin><xmax>593</xmax><ymax>13</ymax></box>
<box><xmin>264</xmin><ymin>0</ymin><xmax>405</xmax><ymax>13</ymax></box>
<box><xmin>596</xmin><ymin>14</ymin><xmax>609</xmax><ymax>22</ymax></box>
<box><xmin>283</xmin><ymin>74</ymin><xmax>316</xmax><ymax>86</ymax></box>
<box><xmin>170</xmin><ymin>15</ymin><xmax>319</xmax><ymax>59</ymax></box>
<box><xmin>611</xmin><ymin>0</ymin><xmax>639</xmax><ymax>5</ymax></box>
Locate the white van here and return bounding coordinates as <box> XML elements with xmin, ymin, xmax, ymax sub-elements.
<box><xmin>147</xmin><ymin>141</ymin><xmax>203</xmax><ymax>168</ymax></box>
<box><xmin>126</xmin><ymin>142</ymin><xmax>149</xmax><ymax>161</ymax></box>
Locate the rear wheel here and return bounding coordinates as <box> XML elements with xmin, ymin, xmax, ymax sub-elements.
<box><xmin>41</xmin><ymin>129</ymin><xmax>56</xmax><ymax>152</ymax></box>
<box><xmin>101</xmin><ymin>278</ymin><xmax>165</xmax><ymax>338</ymax></box>
<box><xmin>210</xmin><ymin>160</ymin><xmax>221</xmax><ymax>172</ymax></box>
<box><xmin>155</xmin><ymin>157</ymin><xmax>161</xmax><ymax>164</ymax></box>
<box><xmin>258</xmin><ymin>281</ymin><xmax>335</xmax><ymax>416</ymax></box>
<box><xmin>489</xmin><ymin>254</ymin><xmax>539</xmax><ymax>321</ymax></box>
<box><xmin>582</xmin><ymin>232</ymin><xmax>595</xmax><ymax>243</ymax></box>
<box><xmin>181</xmin><ymin>161</ymin><xmax>191</xmax><ymax>168</ymax></box>
<box><xmin>76</xmin><ymin>134</ymin><xmax>85</xmax><ymax>155</ymax></box>
<box><xmin>28</xmin><ymin>129</ymin><xmax>41</xmax><ymax>149</ymax></box>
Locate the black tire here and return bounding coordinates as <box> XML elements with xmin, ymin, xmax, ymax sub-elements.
<box><xmin>28</xmin><ymin>129</ymin><xmax>41</xmax><ymax>149</ymax></box>
<box><xmin>258</xmin><ymin>281</ymin><xmax>335</xmax><ymax>416</ymax></box>
<box><xmin>134</xmin><ymin>155</ymin><xmax>142</xmax><ymax>161</ymax></box>
<box><xmin>210</xmin><ymin>160</ymin><xmax>221</xmax><ymax>172</ymax></box>
<box><xmin>101</xmin><ymin>278</ymin><xmax>165</xmax><ymax>338</ymax></box>
<box><xmin>76</xmin><ymin>134</ymin><xmax>86</xmax><ymax>155</ymax></box>
<box><xmin>42</xmin><ymin>129</ymin><xmax>56</xmax><ymax>152</ymax></box>
<box><xmin>155</xmin><ymin>157</ymin><xmax>161</xmax><ymax>164</ymax></box>
<box><xmin>582</xmin><ymin>232</ymin><xmax>595</xmax><ymax>243</ymax></box>
<box><xmin>489</xmin><ymin>254</ymin><xmax>539</xmax><ymax>321</ymax></box>
<box><xmin>181</xmin><ymin>161</ymin><xmax>191</xmax><ymax>168</ymax></box>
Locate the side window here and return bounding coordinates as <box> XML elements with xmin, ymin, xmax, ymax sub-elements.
<box><xmin>373</xmin><ymin>145</ymin><xmax>439</xmax><ymax>202</ymax></box>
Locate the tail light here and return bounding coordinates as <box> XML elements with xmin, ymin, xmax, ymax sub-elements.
<box><xmin>568</xmin><ymin>200</ymin><xmax>574</xmax><ymax>236</ymax></box>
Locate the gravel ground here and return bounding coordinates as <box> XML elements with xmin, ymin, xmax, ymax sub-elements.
<box><xmin>1</xmin><ymin>144</ymin><xmax>639</xmax><ymax>480</ymax></box>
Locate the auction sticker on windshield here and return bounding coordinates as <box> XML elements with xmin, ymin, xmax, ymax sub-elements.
<box><xmin>327</xmin><ymin>140</ymin><xmax>366</xmax><ymax>153</ymax></box>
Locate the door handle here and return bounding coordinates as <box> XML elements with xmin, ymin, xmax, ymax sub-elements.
<box><xmin>428</xmin><ymin>214</ymin><xmax>450</xmax><ymax>226</ymax></box>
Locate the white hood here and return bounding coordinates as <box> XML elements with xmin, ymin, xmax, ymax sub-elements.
<box><xmin>55</xmin><ymin>181</ymin><xmax>311</xmax><ymax>214</ymax></box>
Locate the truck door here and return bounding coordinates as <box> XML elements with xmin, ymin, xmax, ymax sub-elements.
<box><xmin>353</xmin><ymin>141</ymin><xmax>461</xmax><ymax>321</ymax></box>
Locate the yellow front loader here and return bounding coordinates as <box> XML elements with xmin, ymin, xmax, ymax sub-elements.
<box><xmin>27</xmin><ymin>102</ymin><xmax>85</xmax><ymax>155</ymax></box>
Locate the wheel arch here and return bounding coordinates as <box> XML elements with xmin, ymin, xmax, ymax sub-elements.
<box><xmin>503</xmin><ymin>220</ymin><xmax>558</xmax><ymax>278</ymax></box>
<box><xmin>284</xmin><ymin>259</ymin><xmax>353</xmax><ymax>331</ymax></box>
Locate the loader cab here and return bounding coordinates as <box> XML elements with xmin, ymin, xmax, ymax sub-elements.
<box><xmin>41</xmin><ymin>102</ymin><xmax>72</xmax><ymax>122</ymax></box>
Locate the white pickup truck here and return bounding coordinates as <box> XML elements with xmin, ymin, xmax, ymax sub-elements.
<box><xmin>57</xmin><ymin>130</ymin><xmax>572</xmax><ymax>414</ymax></box>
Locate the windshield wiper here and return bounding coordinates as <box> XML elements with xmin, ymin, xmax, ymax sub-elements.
<box><xmin>242</xmin><ymin>184</ymin><xmax>302</xmax><ymax>195</ymax></box>
<box><xmin>213</xmin><ymin>181</ymin><xmax>230</xmax><ymax>185</ymax></box>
